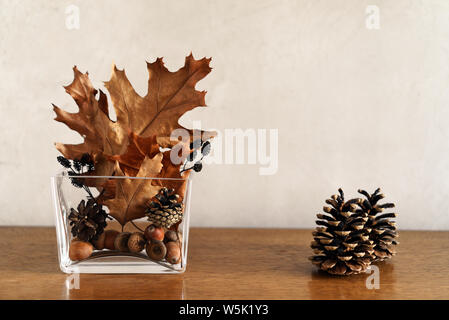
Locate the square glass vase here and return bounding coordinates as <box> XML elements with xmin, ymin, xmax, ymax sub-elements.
<box><xmin>51</xmin><ymin>172</ymin><xmax>191</xmax><ymax>274</ymax></box>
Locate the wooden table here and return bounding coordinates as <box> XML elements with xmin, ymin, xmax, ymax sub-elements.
<box><xmin>0</xmin><ymin>227</ymin><xmax>448</xmax><ymax>299</ymax></box>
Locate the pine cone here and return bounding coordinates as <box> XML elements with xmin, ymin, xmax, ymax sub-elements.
<box><xmin>68</xmin><ymin>199</ymin><xmax>108</xmax><ymax>242</ymax></box>
<box><xmin>145</xmin><ymin>188</ymin><xmax>183</xmax><ymax>228</ymax></box>
<box><xmin>358</xmin><ymin>188</ymin><xmax>398</xmax><ymax>261</ymax></box>
<box><xmin>309</xmin><ymin>189</ymin><xmax>374</xmax><ymax>275</ymax></box>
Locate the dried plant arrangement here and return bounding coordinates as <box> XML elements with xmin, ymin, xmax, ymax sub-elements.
<box><xmin>53</xmin><ymin>54</ymin><xmax>215</xmax><ymax>268</ymax></box>
<box><xmin>309</xmin><ymin>188</ymin><xmax>398</xmax><ymax>276</ymax></box>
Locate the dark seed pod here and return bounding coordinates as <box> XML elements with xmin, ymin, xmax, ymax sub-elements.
<box><xmin>80</xmin><ymin>153</ymin><xmax>92</xmax><ymax>166</ymax></box>
<box><xmin>114</xmin><ymin>232</ymin><xmax>131</xmax><ymax>252</ymax></box>
<box><xmin>193</xmin><ymin>162</ymin><xmax>203</xmax><ymax>172</ymax></box>
<box><xmin>73</xmin><ymin>160</ymin><xmax>82</xmax><ymax>172</ymax></box>
<box><xmin>201</xmin><ymin>141</ymin><xmax>211</xmax><ymax>156</ymax></box>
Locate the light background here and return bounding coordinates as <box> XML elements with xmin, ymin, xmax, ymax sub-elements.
<box><xmin>1</xmin><ymin>0</ymin><xmax>449</xmax><ymax>230</ymax></box>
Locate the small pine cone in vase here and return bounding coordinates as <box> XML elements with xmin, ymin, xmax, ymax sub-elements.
<box><xmin>358</xmin><ymin>188</ymin><xmax>398</xmax><ymax>261</ymax></box>
<box><xmin>68</xmin><ymin>198</ymin><xmax>108</xmax><ymax>242</ymax></box>
<box><xmin>145</xmin><ymin>188</ymin><xmax>183</xmax><ymax>228</ymax></box>
<box><xmin>309</xmin><ymin>189</ymin><xmax>374</xmax><ymax>275</ymax></box>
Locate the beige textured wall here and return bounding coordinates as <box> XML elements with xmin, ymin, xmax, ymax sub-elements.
<box><xmin>1</xmin><ymin>0</ymin><xmax>449</xmax><ymax>229</ymax></box>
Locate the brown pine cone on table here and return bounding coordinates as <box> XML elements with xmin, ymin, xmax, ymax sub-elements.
<box><xmin>357</xmin><ymin>188</ymin><xmax>398</xmax><ymax>261</ymax></box>
<box><xmin>309</xmin><ymin>188</ymin><xmax>374</xmax><ymax>275</ymax></box>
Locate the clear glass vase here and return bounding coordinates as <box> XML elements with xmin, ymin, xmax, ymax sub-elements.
<box><xmin>51</xmin><ymin>172</ymin><xmax>192</xmax><ymax>274</ymax></box>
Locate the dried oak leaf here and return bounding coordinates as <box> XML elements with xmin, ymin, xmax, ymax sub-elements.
<box><xmin>103</xmin><ymin>154</ymin><xmax>163</xmax><ymax>226</ymax></box>
<box><xmin>54</xmin><ymin>54</ymin><xmax>215</xmax><ymax>180</ymax></box>
<box><xmin>157</xmin><ymin>150</ymin><xmax>191</xmax><ymax>232</ymax></box>
<box><xmin>107</xmin><ymin>132</ymin><xmax>190</xmax><ymax>199</ymax></box>
<box><xmin>157</xmin><ymin>150</ymin><xmax>191</xmax><ymax>200</ymax></box>
<box><xmin>53</xmin><ymin>66</ymin><xmax>127</xmax><ymax>179</ymax></box>
<box><xmin>104</xmin><ymin>53</ymin><xmax>216</xmax><ymax>148</ymax></box>
<box><xmin>107</xmin><ymin>131</ymin><xmax>160</xmax><ymax>177</ymax></box>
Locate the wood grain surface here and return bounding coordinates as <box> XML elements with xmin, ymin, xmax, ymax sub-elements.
<box><xmin>0</xmin><ymin>227</ymin><xmax>448</xmax><ymax>299</ymax></box>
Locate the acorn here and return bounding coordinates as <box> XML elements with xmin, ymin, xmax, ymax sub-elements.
<box><xmin>165</xmin><ymin>241</ymin><xmax>181</xmax><ymax>264</ymax></box>
<box><xmin>146</xmin><ymin>240</ymin><xmax>167</xmax><ymax>261</ymax></box>
<box><xmin>164</xmin><ymin>230</ymin><xmax>180</xmax><ymax>243</ymax></box>
<box><xmin>91</xmin><ymin>232</ymin><xmax>106</xmax><ymax>250</ymax></box>
<box><xmin>128</xmin><ymin>232</ymin><xmax>146</xmax><ymax>253</ymax></box>
<box><xmin>104</xmin><ymin>230</ymin><xmax>120</xmax><ymax>250</ymax></box>
<box><xmin>69</xmin><ymin>240</ymin><xmax>93</xmax><ymax>261</ymax></box>
<box><xmin>114</xmin><ymin>232</ymin><xmax>131</xmax><ymax>252</ymax></box>
<box><xmin>144</xmin><ymin>224</ymin><xmax>165</xmax><ymax>241</ymax></box>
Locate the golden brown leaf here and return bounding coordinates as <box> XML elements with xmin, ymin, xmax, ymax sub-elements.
<box><xmin>156</xmin><ymin>150</ymin><xmax>190</xmax><ymax>199</ymax></box>
<box><xmin>104</xmin><ymin>54</ymin><xmax>216</xmax><ymax>148</ymax></box>
<box><xmin>54</xmin><ymin>54</ymin><xmax>216</xmax><ymax>178</ymax></box>
<box><xmin>53</xmin><ymin>66</ymin><xmax>127</xmax><ymax>178</ymax></box>
<box><xmin>107</xmin><ymin>132</ymin><xmax>190</xmax><ymax>199</ymax></box>
<box><xmin>107</xmin><ymin>131</ymin><xmax>160</xmax><ymax>177</ymax></box>
<box><xmin>103</xmin><ymin>155</ymin><xmax>163</xmax><ymax>226</ymax></box>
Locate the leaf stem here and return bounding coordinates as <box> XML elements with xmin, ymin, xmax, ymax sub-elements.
<box><xmin>130</xmin><ymin>220</ymin><xmax>145</xmax><ymax>232</ymax></box>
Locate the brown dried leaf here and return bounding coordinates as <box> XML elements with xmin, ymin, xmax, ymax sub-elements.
<box><xmin>107</xmin><ymin>132</ymin><xmax>190</xmax><ymax>199</ymax></box>
<box><xmin>103</xmin><ymin>155</ymin><xmax>163</xmax><ymax>226</ymax></box>
<box><xmin>107</xmin><ymin>131</ymin><xmax>160</xmax><ymax>177</ymax></box>
<box><xmin>53</xmin><ymin>66</ymin><xmax>127</xmax><ymax>178</ymax></box>
<box><xmin>104</xmin><ymin>54</ymin><xmax>216</xmax><ymax>148</ymax></box>
<box><xmin>156</xmin><ymin>150</ymin><xmax>190</xmax><ymax>199</ymax></box>
<box><xmin>54</xmin><ymin>54</ymin><xmax>215</xmax><ymax>177</ymax></box>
